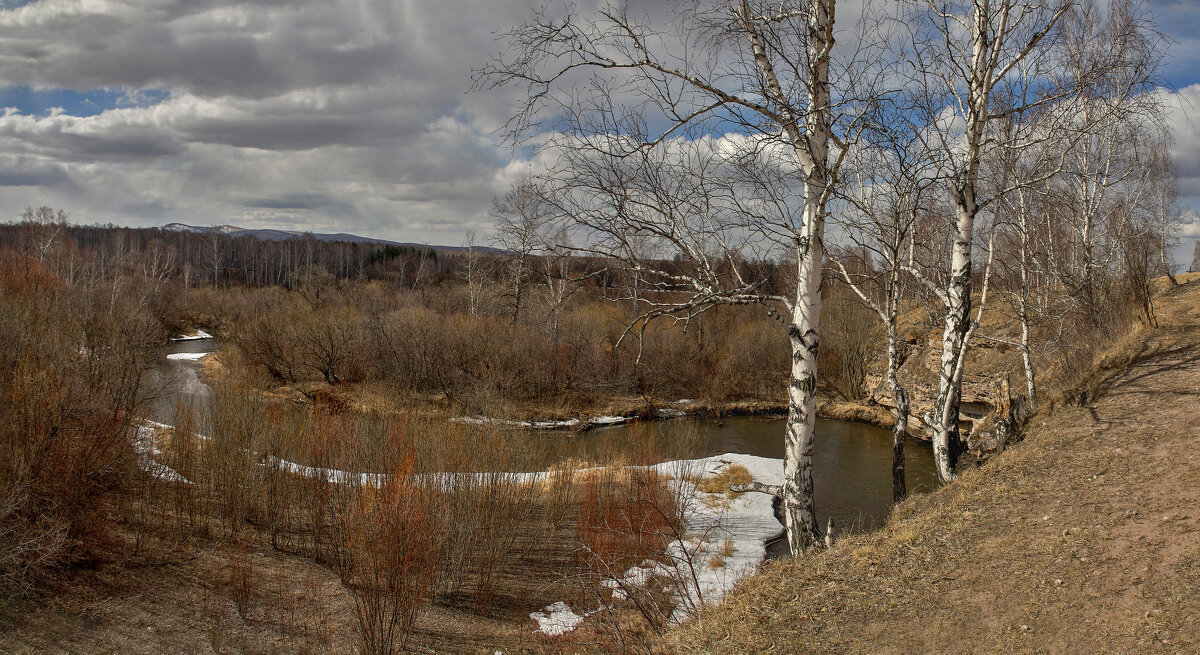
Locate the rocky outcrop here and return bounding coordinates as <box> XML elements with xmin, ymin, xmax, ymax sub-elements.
<box><xmin>965</xmin><ymin>375</ymin><xmax>1031</xmax><ymax>461</ymax></box>
<box><xmin>862</xmin><ymin>328</ymin><xmax>1026</xmax><ymax>453</ymax></box>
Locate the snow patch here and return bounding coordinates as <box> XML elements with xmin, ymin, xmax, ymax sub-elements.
<box><xmin>605</xmin><ymin>454</ymin><xmax>785</xmax><ymax>615</ymax></box>
<box><xmin>131</xmin><ymin>422</ymin><xmax>191</xmax><ymax>484</ymax></box>
<box><xmin>450</xmin><ymin>415</ymin><xmax>582</xmax><ymax>430</ymax></box>
<box><xmin>530</xmin><ymin>601</ymin><xmax>586</xmax><ymax>636</ymax></box>
<box><xmin>170</xmin><ymin>329</ymin><xmax>213</xmax><ymax>341</ymax></box>
<box><xmin>588</xmin><ymin>415</ymin><xmax>632</xmax><ymax>426</ymax></box>
<box><xmin>167</xmin><ymin>351</ymin><xmax>208</xmax><ymax>361</ymax></box>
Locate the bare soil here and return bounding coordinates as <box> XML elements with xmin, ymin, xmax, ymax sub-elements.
<box><xmin>666</xmin><ymin>276</ymin><xmax>1200</xmax><ymax>654</ymax></box>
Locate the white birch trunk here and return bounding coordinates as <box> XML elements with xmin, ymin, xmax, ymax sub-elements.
<box><xmin>931</xmin><ymin>3</ymin><xmax>991</xmax><ymax>484</ymax></box>
<box><xmin>932</xmin><ymin>204</ymin><xmax>973</xmax><ymax>483</ymax></box>
<box><xmin>779</xmin><ymin>0</ymin><xmax>833</xmax><ymax>554</ymax></box>
<box><xmin>886</xmin><ymin>319</ymin><xmax>909</xmax><ymax>502</ymax></box>
<box><xmin>783</xmin><ymin>181</ymin><xmax>824</xmax><ymax>554</ymax></box>
<box><xmin>1018</xmin><ymin>213</ymin><xmax>1038</xmax><ymax>408</ymax></box>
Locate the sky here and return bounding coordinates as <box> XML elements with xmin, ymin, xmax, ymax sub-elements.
<box><xmin>0</xmin><ymin>0</ymin><xmax>1197</xmax><ymax>265</ymax></box>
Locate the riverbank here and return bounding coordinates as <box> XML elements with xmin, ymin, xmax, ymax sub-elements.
<box><xmin>664</xmin><ymin>276</ymin><xmax>1200</xmax><ymax>653</ymax></box>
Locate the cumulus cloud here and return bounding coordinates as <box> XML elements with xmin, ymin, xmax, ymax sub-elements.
<box><xmin>1159</xmin><ymin>84</ymin><xmax>1200</xmax><ymax>264</ymax></box>
<box><xmin>0</xmin><ymin>0</ymin><xmax>1195</xmax><ymax>255</ymax></box>
<box><xmin>0</xmin><ymin>0</ymin><xmax>606</xmax><ymax>244</ymax></box>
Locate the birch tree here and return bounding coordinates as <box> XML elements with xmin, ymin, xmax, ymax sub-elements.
<box><xmin>491</xmin><ymin>178</ymin><xmax>548</xmax><ymax>322</ymax></box>
<box><xmin>1051</xmin><ymin>0</ymin><xmax>1167</xmax><ymax>326</ymax></box>
<box><xmin>1146</xmin><ymin>141</ymin><xmax>1180</xmax><ymax>286</ymax></box>
<box><xmin>20</xmin><ymin>206</ymin><xmax>68</xmax><ymax>265</ymax></box>
<box><xmin>893</xmin><ymin>0</ymin><xmax>1163</xmax><ymax>482</ymax></box>
<box><xmin>478</xmin><ymin>0</ymin><xmax>883</xmax><ymax>552</ymax></box>
<box><xmin>832</xmin><ymin>120</ymin><xmax>933</xmax><ymax>502</ymax></box>
<box><xmin>991</xmin><ymin>154</ymin><xmax>1052</xmax><ymax>409</ymax></box>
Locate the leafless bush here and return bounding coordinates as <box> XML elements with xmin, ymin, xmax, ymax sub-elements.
<box><xmin>0</xmin><ymin>255</ymin><xmax>159</xmax><ymax>597</ymax></box>
<box><xmin>331</xmin><ymin>459</ymin><xmax>448</xmax><ymax>655</ymax></box>
<box><xmin>820</xmin><ymin>284</ymin><xmax>882</xmax><ymax>400</ymax></box>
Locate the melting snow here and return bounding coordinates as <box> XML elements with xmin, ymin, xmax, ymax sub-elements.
<box><xmin>167</xmin><ymin>351</ymin><xmax>208</xmax><ymax>361</ymax></box>
<box><xmin>170</xmin><ymin>329</ymin><xmax>213</xmax><ymax>341</ymax></box>
<box><xmin>138</xmin><ymin>419</ymin><xmax>786</xmax><ymax>634</ymax></box>
<box><xmin>131</xmin><ymin>422</ymin><xmax>191</xmax><ymax>484</ymax></box>
<box><xmin>450</xmin><ymin>415</ymin><xmax>582</xmax><ymax>430</ymax></box>
<box><xmin>530</xmin><ymin>601</ymin><xmax>586</xmax><ymax>636</ymax></box>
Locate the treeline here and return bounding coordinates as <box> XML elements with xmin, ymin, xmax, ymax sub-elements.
<box><xmin>0</xmin><ymin>211</ymin><xmax>453</xmax><ymax>289</ymax></box>
<box><xmin>211</xmin><ymin>276</ymin><xmax>792</xmax><ymax>415</ymax></box>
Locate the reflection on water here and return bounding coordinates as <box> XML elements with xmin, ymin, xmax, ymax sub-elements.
<box><xmin>574</xmin><ymin>415</ymin><xmax>939</xmax><ymax>538</ymax></box>
<box><xmin>144</xmin><ymin>339</ymin><xmax>216</xmax><ymax>431</ymax></box>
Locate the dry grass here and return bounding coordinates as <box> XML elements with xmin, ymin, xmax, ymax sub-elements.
<box><xmin>663</xmin><ymin>278</ymin><xmax>1200</xmax><ymax>654</ymax></box>
<box><xmin>695</xmin><ymin>464</ymin><xmax>754</xmax><ymax>498</ymax></box>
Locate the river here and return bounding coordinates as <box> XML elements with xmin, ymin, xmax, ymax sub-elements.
<box><xmin>569</xmin><ymin>416</ymin><xmax>938</xmax><ymax>539</ymax></box>
<box><xmin>147</xmin><ymin>337</ymin><xmax>937</xmax><ymax>545</ymax></box>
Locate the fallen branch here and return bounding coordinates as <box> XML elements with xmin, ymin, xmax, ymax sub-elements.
<box><xmin>729</xmin><ymin>482</ymin><xmax>781</xmax><ymax>497</ymax></box>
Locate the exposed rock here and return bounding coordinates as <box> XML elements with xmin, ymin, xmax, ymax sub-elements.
<box><xmin>966</xmin><ymin>375</ymin><xmax>1031</xmax><ymax>461</ymax></box>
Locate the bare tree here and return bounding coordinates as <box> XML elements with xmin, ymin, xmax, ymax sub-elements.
<box><xmin>894</xmin><ymin>0</ymin><xmax>1162</xmax><ymax>482</ymax></box>
<box><xmin>491</xmin><ymin>178</ymin><xmax>548</xmax><ymax>322</ymax></box>
<box><xmin>832</xmin><ymin>118</ymin><xmax>933</xmax><ymax>502</ymax></box>
<box><xmin>1147</xmin><ymin>141</ymin><xmax>1180</xmax><ymax>286</ymax></box>
<box><xmin>461</xmin><ymin>230</ymin><xmax>487</xmax><ymax>317</ymax></box>
<box><xmin>540</xmin><ymin>228</ymin><xmax>577</xmax><ymax>344</ymax></box>
<box><xmin>202</xmin><ymin>231</ymin><xmax>224</xmax><ymax>289</ymax></box>
<box><xmin>478</xmin><ymin>0</ymin><xmax>884</xmax><ymax>552</ymax></box>
<box><xmin>20</xmin><ymin>206</ymin><xmax>68</xmax><ymax>264</ymax></box>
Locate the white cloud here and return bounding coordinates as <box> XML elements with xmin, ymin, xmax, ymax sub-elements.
<box><xmin>0</xmin><ymin>0</ymin><xmax>1195</xmax><ymax>256</ymax></box>
<box><xmin>0</xmin><ymin>0</ymin><xmax>594</xmax><ymax>244</ymax></box>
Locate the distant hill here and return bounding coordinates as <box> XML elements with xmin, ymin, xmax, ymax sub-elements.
<box><xmin>158</xmin><ymin>223</ymin><xmax>505</xmax><ymax>254</ymax></box>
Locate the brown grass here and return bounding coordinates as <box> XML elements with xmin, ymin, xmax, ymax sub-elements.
<box><xmin>662</xmin><ymin>278</ymin><xmax>1200</xmax><ymax>654</ymax></box>
<box><xmin>695</xmin><ymin>464</ymin><xmax>754</xmax><ymax>498</ymax></box>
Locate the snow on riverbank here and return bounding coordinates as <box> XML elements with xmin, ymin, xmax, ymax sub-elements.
<box><xmin>169</xmin><ymin>329</ymin><xmax>213</xmax><ymax>341</ymax></box>
<box><xmin>258</xmin><ymin>448</ymin><xmax>785</xmax><ymax>611</ymax></box>
<box><xmin>450</xmin><ymin>410</ymin><xmax>687</xmax><ymax>430</ymax></box>
<box><xmin>450</xmin><ymin>415</ymin><xmax>583</xmax><ymax>430</ymax></box>
<box><xmin>648</xmin><ymin>454</ymin><xmax>784</xmax><ymax>608</ymax></box>
<box><xmin>136</xmin><ymin>418</ymin><xmax>785</xmax><ymax>635</ymax></box>
<box><xmin>523</xmin><ymin>454</ymin><xmax>785</xmax><ymax>634</ymax></box>
<box><xmin>132</xmin><ymin>422</ymin><xmax>191</xmax><ymax>484</ymax></box>
<box><xmin>166</xmin><ymin>351</ymin><xmax>209</xmax><ymax>361</ymax></box>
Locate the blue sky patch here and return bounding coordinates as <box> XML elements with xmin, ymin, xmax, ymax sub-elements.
<box><xmin>0</xmin><ymin>86</ymin><xmax>169</xmax><ymax>117</ymax></box>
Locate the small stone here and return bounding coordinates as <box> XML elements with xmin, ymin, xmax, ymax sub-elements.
<box><xmin>1020</xmin><ymin>624</ymin><xmax>1030</xmax><ymax>632</ymax></box>
<box><xmin>1054</xmin><ymin>579</ymin><xmax>1063</xmax><ymax>586</ymax></box>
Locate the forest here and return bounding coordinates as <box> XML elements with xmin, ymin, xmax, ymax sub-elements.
<box><xmin>1</xmin><ymin>0</ymin><xmax>1195</xmax><ymax>652</ymax></box>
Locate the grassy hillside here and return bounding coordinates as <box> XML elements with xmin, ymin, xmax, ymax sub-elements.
<box><xmin>665</xmin><ymin>275</ymin><xmax>1200</xmax><ymax>653</ymax></box>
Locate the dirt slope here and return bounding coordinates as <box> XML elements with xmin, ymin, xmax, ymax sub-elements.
<box><xmin>667</xmin><ymin>279</ymin><xmax>1200</xmax><ymax>654</ymax></box>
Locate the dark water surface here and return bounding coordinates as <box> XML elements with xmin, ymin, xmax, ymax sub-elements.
<box><xmin>574</xmin><ymin>416</ymin><xmax>939</xmax><ymax>536</ymax></box>
<box><xmin>145</xmin><ymin>338</ymin><xmax>217</xmax><ymax>429</ymax></box>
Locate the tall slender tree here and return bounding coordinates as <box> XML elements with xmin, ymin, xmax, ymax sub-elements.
<box><xmin>478</xmin><ymin>0</ymin><xmax>886</xmax><ymax>551</ymax></box>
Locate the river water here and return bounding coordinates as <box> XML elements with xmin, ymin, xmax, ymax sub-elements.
<box><xmin>147</xmin><ymin>338</ymin><xmax>937</xmax><ymax>543</ymax></box>
<box><xmin>571</xmin><ymin>416</ymin><xmax>938</xmax><ymax>537</ymax></box>
<box><xmin>145</xmin><ymin>337</ymin><xmax>217</xmax><ymax>429</ymax></box>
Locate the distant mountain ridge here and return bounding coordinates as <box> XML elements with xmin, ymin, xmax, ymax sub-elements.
<box><xmin>158</xmin><ymin>222</ymin><xmax>503</xmax><ymax>253</ymax></box>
